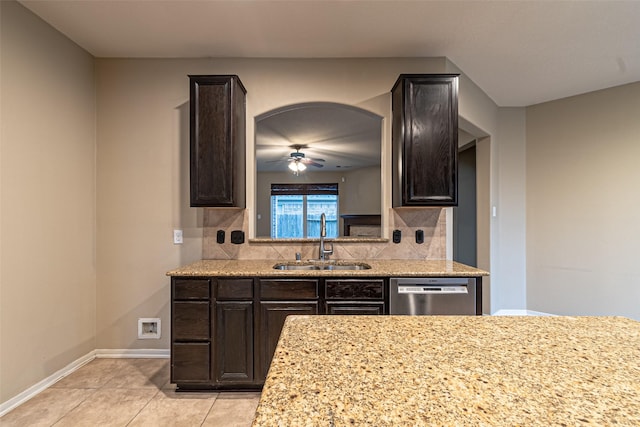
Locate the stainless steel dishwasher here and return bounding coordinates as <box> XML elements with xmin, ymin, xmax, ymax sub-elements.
<box><xmin>389</xmin><ymin>277</ymin><xmax>478</xmax><ymax>315</ymax></box>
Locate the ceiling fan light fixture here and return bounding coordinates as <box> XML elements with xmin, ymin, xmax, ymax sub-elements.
<box><xmin>288</xmin><ymin>160</ymin><xmax>307</xmax><ymax>172</ymax></box>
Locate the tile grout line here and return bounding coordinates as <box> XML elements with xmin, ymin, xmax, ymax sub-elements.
<box><xmin>2</xmin><ymin>360</ymin><xmax>264</xmax><ymax>427</ymax></box>
<box><xmin>199</xmin><ymin>393</ymin><xmax>220</xmax><ymax>427</ymax></box>
<box><xmin>124</xmin><ymin>388</ymin><xmax>162</xmax><ymax>426</ymax></box>
<box><xmin>50</xmin><ymin>387</ymin><xmax>99</xmax><ymax>427</ymax></box>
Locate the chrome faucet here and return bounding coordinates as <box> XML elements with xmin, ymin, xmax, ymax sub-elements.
<box><xmin>318</xmin><ymin>213</ymin><xmax>334</xmax><ymax>261</ymax></box>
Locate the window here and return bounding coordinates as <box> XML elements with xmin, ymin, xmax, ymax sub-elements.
<box><xmin>270</xmin><ymin>184</ymin><xmax>338</xmax><ymax>239</ymax></box>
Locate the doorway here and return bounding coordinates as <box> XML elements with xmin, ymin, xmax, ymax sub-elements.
<box><xmin>454</xmin><ymin>143</ymin><xmax>477</xmax><ymax>267</ymax></box>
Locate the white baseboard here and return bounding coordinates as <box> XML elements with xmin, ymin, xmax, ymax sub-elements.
<box><xmin>0</xmin><ymin>351</ymin><xmax>96</xmax><ymax>417</ymax></box>
<box><xmin>0</xmin><ymin>349</ymin><xmax>170</xmax><ymax>417</ymax></box>
<box><xmin>492</xmin><ymin>309</ymin><xmax>556</xmax><ymax>316</ymax></box>
<box><xmin>95</xmin><ymin>348</ymin><xmax>170</xmax><ymax>358</ymax></box>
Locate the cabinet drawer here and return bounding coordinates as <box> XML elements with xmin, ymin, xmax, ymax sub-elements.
<box><xmin>173</xmin><ymin>301</ymin><xmax>210</xmax><ymax>340</ymax></box>
<box><xmin>174</xmin><ymin>278</ymin><xmax>210</xmax><ymax>300</ymax></box>
<box><xmin>217</xmin><ymin>278</ymin><xmax>253</xmax><ymax>300</ymax></box>
<box><xmin>325</xmin><ymin>279</ymin><xmax>384</xmax><ymax>300</ymax></box>
<box><xmin>326</xmin><ymin>302</ymin><xmax>385</xmax><ymax>315</ymax></box>
<box><xmin>172</xmin><ymin>342</ymin><xmax>210</xmax><ymax>383</ymax></box>
<box><xmin>259</xmin><ymin>279</ymin><xmax>319</xmax><ymax>300</ymax></box>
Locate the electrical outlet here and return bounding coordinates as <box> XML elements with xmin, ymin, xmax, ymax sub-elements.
<box><xmin>173</xmin><ymin>229</ymin><xmax>183</xmax><ymax>244</ymax></box>
<box><xmin>231</xmin><ymin>230</ymin><xmax>245</xmax><ymax>244</ymax></box>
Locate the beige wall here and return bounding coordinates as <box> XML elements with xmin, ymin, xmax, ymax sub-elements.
<box><xmin>95</xmin><ymin>59</ymin><xmax>203</xmax><ymax>350</ymax></box>
<box><xmin>494</xmin><ymin>108</ymin><xmax>527</xmax><ymax>310</ymax></box>
<box><xmin>1</xmin><ymin>0</ymin><xmax>96</xmax><ymax>403</ymax></box>
<box><xmin>1</xmin><ymin>3</ymin><xmax>507</xmax><ymax>404</ymax></box>
<box><xmin>526</xmin><ymin>82</ymin><xmax>640</xmax><ymax>320</ymax></box>
<box><xmin>94</xmin><ymin>58</ymin><xmax>450</xmax><ymax>350</ymax></box>
<box><xmin>446</xmin><ymin>59</ymin><xmax>501</xmax><ymax>314</ymax></box>
<box><xmin>475</xmin><ymin>136</ymin><xmax>492</xmax><ymax>313</ymax></box>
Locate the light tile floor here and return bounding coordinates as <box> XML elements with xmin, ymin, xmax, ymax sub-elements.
<box><xmin>0</xmin><ymin>358</ymin><xmax>261</xmax><ymax>426</ymax></box>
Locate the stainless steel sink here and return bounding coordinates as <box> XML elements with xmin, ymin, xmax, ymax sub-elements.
<box><xmin>322</xmin><ymin>264</ymin><xmax>371</xmax><ymax>270</ymax></box>
<box><xmin>273</xmin><ymin>262</ymin><xmax>371</xmax><ymax>271</ymax></box>
<box><xmin>272</xmin><ymin>264</ymin><xmax>321</xmax><ymax>271</ymax></box>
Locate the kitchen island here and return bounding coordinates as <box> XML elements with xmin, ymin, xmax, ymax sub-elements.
<box><xmin>252</xmin><ymin>315</ymin><xmax>640</xmax><ymax>426</ymax></box>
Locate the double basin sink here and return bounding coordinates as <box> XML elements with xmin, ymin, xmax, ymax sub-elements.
<box><xmin>273</xmin><ymin>261</ymin><xmax>371</xmax><ymax>271</ymax></box>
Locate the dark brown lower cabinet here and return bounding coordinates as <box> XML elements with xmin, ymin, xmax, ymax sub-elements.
<box><xmin>171</xmin><ymin>278</ymin><xmax>211</xmax><ymax>386</ymax></box>
<box><xmin>170</xmin><ymin>276</ymin><xmax>386</xmax><ymax>391</ymax></box>
<box><xmin>257</xmin><ymin>301</ymin><xmax>319</xmax><ymax>381</ymax></box>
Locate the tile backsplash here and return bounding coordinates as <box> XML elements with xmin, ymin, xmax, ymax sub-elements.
<box><xmin>202</xmin><ymin>208</ymin><xmax>446</xmax><ymax>260</ymax></box>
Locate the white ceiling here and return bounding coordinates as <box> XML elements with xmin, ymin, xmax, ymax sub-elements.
<box><xmin>255</xmin><ymin>102</ymin><xmax>382</xmax><ymax>172</ymax></box>
<box><xmin>20</xmin><ymin>0</ymin><xmax>640</xmax><ymax>107</ymax></box>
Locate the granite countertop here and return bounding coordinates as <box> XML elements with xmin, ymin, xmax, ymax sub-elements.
<box><xmin>253</xmin><ymin>315</ymin><xmax>640</xmax><ymax>426</ymax></box>
<box><xmin>166</xmin><ymin>259</ymin><xmax>488</xmax><ymax>277</ymax></box>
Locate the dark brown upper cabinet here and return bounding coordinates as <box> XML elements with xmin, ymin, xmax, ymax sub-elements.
<box><xmin>190</xmin><ymin>75</ymin><xmax>246</xmax><ymax>207</ymax></box>
<box><xmin>391</xmin><ymin>74</ymin><xmax>459</xmax><ymax>206</ymax></box>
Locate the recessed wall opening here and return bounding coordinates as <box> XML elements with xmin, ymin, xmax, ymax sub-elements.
<box><xmin>453</xmin><ymin>120</ymin><xmax>491</xmax><ymax>313</ymax></box>
<box><xmin>254</xmin><ymin>102</ymin><xmax>383</xmax><ymax>240</ymax></box>
<box><xmin>454</xmin><ymin>141</ymin><xmax>477</xmax><ymax>267</ymax></box>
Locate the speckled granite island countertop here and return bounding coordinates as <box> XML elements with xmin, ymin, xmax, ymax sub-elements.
<box><xmin>166</xmin><ymin>259</ymin><xmax>488</xmax><ymax>277</ymax></box>
<box><xmin>252</xmin><ymin>315</ymin><xmax>640</xmax><ymax>426</ymax></box>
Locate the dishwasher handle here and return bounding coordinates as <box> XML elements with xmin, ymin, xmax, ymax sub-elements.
<box><xmin>397</xmin><ymin>285</ymin><xmax>469</xmax><ymax>295</ymax></box>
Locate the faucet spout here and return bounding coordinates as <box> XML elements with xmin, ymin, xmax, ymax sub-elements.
<box><xmin>320</xmin><ymin>212</ymin><xmax>326</xmax><ymax>238</ymax></box>
<box><xmin>318</xmin><ymin>213</ymin><xmax>333</xmax><ymax>261</ymax></box>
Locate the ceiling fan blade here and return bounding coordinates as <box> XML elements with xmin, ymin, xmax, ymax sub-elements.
<box><xmin>301</xmin><ymin>157</ymin><xmax>325</xmax><ymax>163</ymax></box>
<box><xmin>306</xmin><ymin>160</ymin><xmax>324</xmax><ymax>168</ymax></box>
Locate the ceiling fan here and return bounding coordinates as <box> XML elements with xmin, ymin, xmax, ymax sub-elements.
<box><xmin>263</xmin><ymin>144</ymin><xmax>325</xmax><ymax>174</ymax></box>
<box><xmin>287</xmin><ymin>145</ymin><xmax>325</xmax><ymax>169</ymax></box>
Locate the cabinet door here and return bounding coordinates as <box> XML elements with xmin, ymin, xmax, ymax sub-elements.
<box><xmin>392</xmin><ymin>74</ymin><xmax>459</xmax><ymax>206</ymax></box>
<box><xmin>258</xmin><ymin>302</ymin><xmax>318</xmax><ymax>380</ymax></box>
<box><xmin>326</xmin><ymin>302</ymin><xmax>385</xmax><ymax>315</ymax></box>
<box><xmin>190</xmin><ymin>75</ymin><xmax>246</xmax><ymax>207</ymax></box>
<box><xmin>215</xmin><ymin>301</ymin><xmax>254</xmax><ymax>382</ymax></box>
<box><xmin>171</xmin><ymin>342</ymin><xmax>211</xmax><ymax>383</ymax></box>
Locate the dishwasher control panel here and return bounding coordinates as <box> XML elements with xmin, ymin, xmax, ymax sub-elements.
<box><xmin>398</xmin><ymin>285</ymin><xmax>468</xmax><ymax>294</ymax></box>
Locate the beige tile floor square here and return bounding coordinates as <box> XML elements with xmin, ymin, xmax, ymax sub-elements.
<box><xmin>1</xmin><ymin>358</ymin><xmax>260</xmax><ymax>427</ymax></box>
